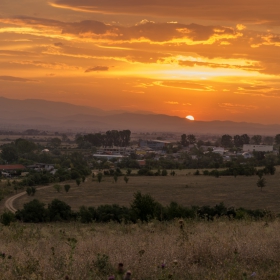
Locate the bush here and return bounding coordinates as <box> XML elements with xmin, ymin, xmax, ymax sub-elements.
<box><xmin>131</xmin><ymin>192</ymin><xmax>159</xmax><ymax>221</ymax></box>
<box><xmin>194</xmin><ymin>170</ymin><xmax>200</xmax><ymax>175</ymax></box>
<box><xmin>97</xmin><ymin>173</ymin><xmax>103</xmax><ymax>183</ymax></box>
<box><xmin>64</xmin><ymin>184</ymin><xmax>71</xmax><ymax>193</ymax></box>
<box><xmin>48</xmin><ymin>199</ymin><xmax>72</xmax><ymax>221</ymax></box>
<box><xmin>95</xmin><ymin>204</ymin><xmax>131</xmax><ymax>223</ymax></box>
<box><xmin>26</xmin><ymin>186</ymin><xmax>36</xmax><ymax>196</ymax></box>
<box><xmin>165</xmin><ymin>202</ymin><xmax>196</xmax><ymax>220</ymax></box>
<box><xmin>124</xmin><ymin>176</ymin><xmax>129</xmax><ymax>183</ymax></box>
<box><xmin>79</xmin><ymin>206</ymin><xmax>96</xmax><ymax>223</ymax></box>
<box><xmin>203</xmin><ymin>170</ymin><xmax>209</xmax><ymax>175</ymax></box>
<box><xmin>71</xmin><ymin>169</ymin><xmax>81</xmax><ymax>180</ymax></box>
<box><xmin>1</xmin><ymin>211</ymin><xmax>15</xmax><ymax>226</ymax></box>
<box><xmin>16</xmin><ymin>199</ymin><xmax>48</xmax><ymax>223</ymax></box>
<box><xmin>138</xmin><ymin>168</ymin><xmax>147</xmax><ymax>175</ymax></box>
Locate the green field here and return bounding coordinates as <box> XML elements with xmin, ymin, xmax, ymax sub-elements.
<box><xmin>11</xmin><ymin>167</ymin><xmax>280</xmax><ymax>212</ymax></box>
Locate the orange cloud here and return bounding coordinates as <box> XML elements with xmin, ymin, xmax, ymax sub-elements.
<box><xmin>50</xmin><ymin>0</ymin><xmax>280</xmax><ymax>25</ymax></box>
<box><xmin>85</xmin><ymin>66</ymin><xmax>109</xmax><ymax>72</ymax></box>
<box><xmin>0</xmin><ymin>76</ymin><xmax>38</xmax><ymax>82</ymax></box>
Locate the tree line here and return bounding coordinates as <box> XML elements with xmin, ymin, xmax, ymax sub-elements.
<box><xmin>1</xmin><ymin>192</ymin><xmax>273</xmax><ymax>225</ymax></box>
<box><xmin>220</xmin><ymin>134</ymin><xmax>280</xmax><ymax>148</ymax></box>
<box><xmin>180</xmin><ymin>133</ymin><xmax>280</xmax><ymax>148</ymax></box>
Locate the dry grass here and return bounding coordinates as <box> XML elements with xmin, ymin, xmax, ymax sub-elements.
<box><xmin>1</xmin><ymin>220</ymin><xmax>280</xmax><ymax>279</ymax></box>
<box><xmin>10</xmin><ymin>167</ymin><xmax>280</xmax><ymax>213</ymax></box>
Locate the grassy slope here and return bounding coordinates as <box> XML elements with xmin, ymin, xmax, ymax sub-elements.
<box><xmin>1</xmin><ymin>220</ymin><xmax>280</xmax><ymax>279</ymax></box>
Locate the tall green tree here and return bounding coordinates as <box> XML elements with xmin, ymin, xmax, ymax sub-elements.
<box><xmin>180</xmin><ymin>134</ymin><xmax>188</xmax><ymax>147</ymax></box>
<box><xmin>275</xmin><ymin>134</ymin><xmax>280</xmax><ymax>145</ymax></box>
<box><xmin>251</xmin><ymin>135</ymin><xmax>262</xmax><ymax>145</ymax></box>
<box><xmin>257</xmin><ymin>177</ymin><xmax>266</xmax><ymax>191</ymax></box>
<box><xmin>1</xmin><ymin>146</ymin><xmax>18</xmax><ymax>163</ymax></box>
<box><xmin>15</xmin><ymin>138</ymin><xmax>37</xmax><ymax>154</ymax></box>
<box><xmin>241</xmin><ymin>134</ymin><xmax>250</xmax><ymax>145</ymax></box>
<box><xmin>131</xmin><ymin>192</ymin><xmax>158</xmax><ymax>221</ymax></box>
<box><xmin>187</xmin><ymin>134</ymin><xmax>196</xmax><ymax>144</ymax></box>
<box><xmin>263</xmin><ymin>136</ymin><xmax>274</xmax><ymax>145</ymax></box>
<box><xmin>221</xmin><ymin>134</ymin><xmax>233</xmax><ymax>148</ymax></box>
<box><xmin>233</xmin><ymin>135</ymin><xmax>243</xmax><ymax>147</ymax></box>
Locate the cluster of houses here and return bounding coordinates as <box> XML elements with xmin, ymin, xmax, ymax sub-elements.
<box><xmin>0</xmin><ymin>163</ymin><xmax>56</xmax><ymax>178</ymax></box>
<box><xmin>92</xmin><ymin>140</ymin><xmax>276</xmax><ymax>165</ymax></box>
<box><xmin>93</xmin><ymin>140</ymin><xmax>169</xmax><ymax>161</ymax></box>
<box><xmin>0</xmin><ymin>141</ymin><xmax>276</xmax><ymax>177</ymax></box>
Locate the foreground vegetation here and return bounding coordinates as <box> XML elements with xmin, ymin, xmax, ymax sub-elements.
<box><xmin>1</xmin><ymin>220</ymin><xmax>280</xmax><ymax>279</ymax></box>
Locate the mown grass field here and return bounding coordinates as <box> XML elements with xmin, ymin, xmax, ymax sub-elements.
<box><xmin>11</xmin><ymin>167</ymin><xmax>280</xmax><ymax>213</ymax></box>
<box><xmin>1</xmin><ymin>220</ymin><xmax>280</xmax><ymax>279</ymax></box>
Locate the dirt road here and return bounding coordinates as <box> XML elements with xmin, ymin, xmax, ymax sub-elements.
<box><xmin>4</xmin><ymin>185</ymin><xmax>52</xmax><ymax>213</ymax></box>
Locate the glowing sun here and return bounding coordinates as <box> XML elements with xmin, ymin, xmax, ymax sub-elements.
<box><xmin>186</xmin><ymin>115</ymin><xmax>195</xmax><ymax>121</ymax></box>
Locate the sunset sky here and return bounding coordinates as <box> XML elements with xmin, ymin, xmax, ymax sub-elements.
<box><xmin>1</xmin><ymin>0</ymin><xmax>280</xmax><ymax>123</ymax></box>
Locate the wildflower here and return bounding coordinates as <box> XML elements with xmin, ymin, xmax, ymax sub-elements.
<box><xmin>161</xmin><ymin>263</ymin><xmax>166</xmax><ymax>269</ymax></box>
<box><xmin>108</xmin><ymin>276</ymin><xmax>115</xmax><ymax>280</ymax></box>
<box><xmin>250</xmin><ymin>272</ymin><xmax>256</xmax><ymax>277</ymax></box>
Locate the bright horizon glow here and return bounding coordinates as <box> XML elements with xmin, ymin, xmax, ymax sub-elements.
<box><xmin>186</xmin><ymin>115</ymin><xmax>195</xmax><ymax>121</ymax></box>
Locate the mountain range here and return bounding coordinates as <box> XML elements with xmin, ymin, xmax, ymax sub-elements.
<box><xmin>0</xmin><ymin>96</ymin><xmax>279</xmax><ymax>135</ymax></box>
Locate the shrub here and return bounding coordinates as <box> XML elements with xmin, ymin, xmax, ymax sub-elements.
<box><xmin>96</xmin><ymin>204</ymin><xmax>131</xmax><ymax>223</ymax></box>
<box><xmin>79</xmin><ymin>206</ymin><xmax>96</xmax><ymax>223</ymax></box>
<box><xmin>1</xmin><ymin>211</ymin><xmax>15</xmax><ymax>226</ymax></box>
<box><xmin>64</xmin><ymin>184</ymin><xmax>71</xmax><ymax>193</ymax></box>
<box><xmin>131</xmin><ymin>192</ymin><xmax>159</xmax><ymax>221</ymax></box>
<box><xmin>16</xmin><ymin>199</ymin><xmax>48</xmax><ymax>223</ymax></box>
<box><xmin>124</xmin><ymin>176</ymin><xmax>129</xmax><ymax>183</ymax></box>
<box><xmin>97</xmin><ymin>173</ymin><xmax>103</xmax><ymax>183</ymax></box>
<box><xmin>203</xmin><ymin>170</ymin><xmax>209</xmax><ymax>175</ymax></box>
<box><xmin>113</xmin><ymin>173</ymin><xmax>118</xmax><ymax>183</ymax></box>
<box><xmin>194</xmin><ymin>170</ymin><xmax>200</xmax><ymax>175</ymax></box>
<box><xmin>137</xmin><ymin>168</ymin><xmax>149</xmax><ymax>175</ymax></box>
<box><xmin>26</xmin><ymin>186</ymin><xmax>36</xmax><ymax>196</ymax></box>
<box><xmin>48</xmin><ymin>199</ymin><xmax>72</xmax><ymax>221</ymax></box>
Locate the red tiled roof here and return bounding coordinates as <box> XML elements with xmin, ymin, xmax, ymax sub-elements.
<box><xmin>0</xmin><ymin>165</ymin><xmax>26</xmax><ymax>170</ymax></box>
<box><xmin>137</xmin><ymin>160</ymin><xmax>146</xmax><ymax>166</ymax></box>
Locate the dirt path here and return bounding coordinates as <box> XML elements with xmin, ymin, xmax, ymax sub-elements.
<box><xmin>4</xmin><ymin>185</ymin><xmax>53</xmax><ymax>213</ymax></box>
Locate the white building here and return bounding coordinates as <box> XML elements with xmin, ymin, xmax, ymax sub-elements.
<box><xmin>212</xmin><ymin>147</ymin><xmax>225</xmax><ymax>155</ymax></box>
<box><xmin>243</xmin><ymin>144</ymin><xmax>273</xmax><ymax>152</ymax></box>
<box><xmin>242</xmin><ymin>152</ymin><xmax>253</xmax><ymax>159</ymax></box>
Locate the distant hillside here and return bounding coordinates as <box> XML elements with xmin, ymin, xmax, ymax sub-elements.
<box><xmin>0</xmin><ymin>96</ymin><xmax>280</xmax><ymax>134</ymax></box>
